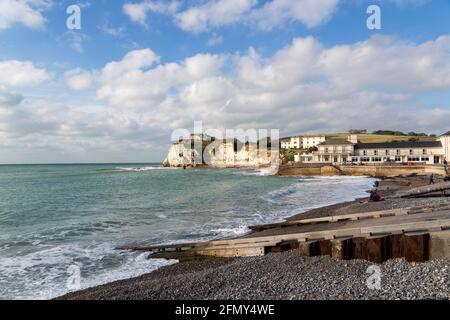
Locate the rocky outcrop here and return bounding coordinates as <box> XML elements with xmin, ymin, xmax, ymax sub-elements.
<box><xmin>163</xmin><ymin>136</ymin><xmax>279</xmax><ymax>169</ymax></box>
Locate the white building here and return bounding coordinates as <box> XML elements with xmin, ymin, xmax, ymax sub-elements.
<box><xmin>302</xmin><ymin>136</ymin><xmax>326</xmax><ymax>149</ymax></box>
<box><xmin>281</xmin><ymin>136</ymin><xmax>300</xmax><ymax>149</ymax></box>
<box><xmin>352</xmin><ymin>141</ymin><xmax>444</xmax><ymax>165</ymax></box>
<box><xmin>316</xmin><ymin>139</ymin><xmax>355</xmax><ymax>163</ymax></box>
<box><xmin>297</xmin><ymin>132</ymin><xmax>450</xmax><ymax>165</ymax></box>
<box><xmin>280</xmin><ymin>138</ymin><xmax>291</xmax><ymax>149</ymax></box>
<box><xmin>281</xmin><ymin>135</ymin><xmax>326</xmax><ymax>150</ymax></box>
<box><xmin>439</xmin><ymin>131</ymin><xmax>450</xmax><ymax>162</ymax></box>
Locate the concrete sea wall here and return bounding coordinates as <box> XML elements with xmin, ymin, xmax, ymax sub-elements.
<box><xmin>278</xmin><ymin>164</ymin><xmax>448</xmax><ymax>177</ymax></box>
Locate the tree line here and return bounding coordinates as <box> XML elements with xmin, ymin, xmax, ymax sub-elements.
<box><xmin>349</xmin><ymin>129</ymin><xmax>436</xmax><ymax>137</ymax></box>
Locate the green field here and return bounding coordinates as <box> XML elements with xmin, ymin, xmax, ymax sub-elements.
<box><xmin>325</xmin><ymin>134</ymin><xmax>435</xmax><ymax>143</ymax></box>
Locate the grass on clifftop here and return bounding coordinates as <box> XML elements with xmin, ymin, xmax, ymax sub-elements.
<box><xmin>326</xmin><ymin>134</ymin><xmax>436</xmax><ymax>143</ymax></box>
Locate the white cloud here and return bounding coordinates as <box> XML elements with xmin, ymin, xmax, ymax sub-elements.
<box><xmin>387</xmin><ymin>0</ymin><xmax>428</xmax><ymax>7</ymax></box>
<box><xmin>174</xmin><ymin>0</ymin><xmax>256</xmax><ymax>33</ymax></box>
<box><xmin>3</xmin><ymin>35</ymin><xmax>450</xmax><ymax>163</ymax></box>
<box><xmin>101</xmin><ymin>49</ymin><xmax>160</xmax><ymax>78</ymax></box>
<box><xmin>123</xmin><ymin>0</ymin><xmax>180</xmax><ymax>26</ymax></box>
<box><xmin>98</xmin><ymin>20</ymin><xmax>125</xmax><ymax>37</ymax></box>
<box><xmin>96</xmin><ymin>49</ymin><xmax>223</xmax><ymax>108</ymax></box>
<box><xmin>319</xmin><ymin>35</ymin><xmax>450</xmax><ymax>92</ymax></box>
<box><xmin>66</xmin><ymin>31</ymin><xmax>89</xmax><ymax>53</ymax></box>
<box><xmin>0</xmin><ymin>60</ymin><xmax>49</xmax><ymax>87</ymax></box>
<box><xmin>64</xmin><ymin>35</ymin><xmax>450</xmax><ymax>117</ymax></box>
<box><xmin>123</xmin><ymin>0</ymin><xmax>340</xmax><ymax>32</ymax></box>
<box><xmin>123</xmin><ymin>0</ymin><xmax>340</xmax><ymax>33</ymax></box>
<box><xmin>125</xmin><ymin>0</ymin><xmax>432</xmax><ymax>33</ymax></box>
<box><xmin>0</xmin><ymin>87</ymin><xmax>23</xmax><ymax>106</ymax></box>
<box><xmin>83</xmin><ymin>35</ymin><xmax>450</xmax><ymax>132</ymax></box>
<box><xmin>250</xmin><ymin>0</ymin><xmax>339</xmax><ymax>30</ymax></box>
<box><xmin>99</xmin><ymin>23</ymin><xmax>125</xmax><ymax>37</ymax></box>
<box><xmin>65</xmin><ymin>68</ymin><xmax>94</xmax><ymax>91</ymax></box>
<box><xmin>0</xmin><ymin>0</ymin><xmax>52</xmax><ymax>30</ymax></box>
<box><xmin>207</xmin><ymin>33</ymin><xmax>223</xmax><ymax>46</ymax></box>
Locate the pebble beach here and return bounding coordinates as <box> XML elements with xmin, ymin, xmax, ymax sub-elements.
<box><xmin>59</xmin><ymin>175</ymin><xmax>450</xmax><ymax>300</ymax></box>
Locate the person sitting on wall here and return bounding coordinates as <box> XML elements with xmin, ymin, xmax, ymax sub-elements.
<box><xmin>369</xmin><ymin>189</ymin><xmax>384</xmax><ymax>202</ymax></box>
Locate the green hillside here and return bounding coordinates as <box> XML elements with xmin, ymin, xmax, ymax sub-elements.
<box><xmin>327</xmin><ymin>134</ymin><xmax>436</xmax><ymax>143</ymax></box>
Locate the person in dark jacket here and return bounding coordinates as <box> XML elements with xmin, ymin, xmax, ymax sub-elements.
<box><xmin>369</xmin><ymin>189</ymin><xmax>383</xmax><ymax>202</ymax></box>
<box><xmin>429</xmin><ymin>173</ymin><xmax>436</xmax><ymax>185</ymax></box>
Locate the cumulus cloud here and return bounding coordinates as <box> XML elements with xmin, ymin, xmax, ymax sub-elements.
<box><xmin>249</xmin><ymin>0</ymin><xmax>340</xmax><ymax>30</ymax></box>
<box><xmin>0</xmin><ymin>97</ymin><xmax>165</xmax><ymax>163</ymax></box>
<box><xmin>75</xmin><ymin>35</ymin><xmax>450</xmax><ymax>132</ymax></box>
<box><xmin>124</xmin><ymin>0</ymin><xmax>433</xmax><ymax>33</ymax></box>
<box><xmin>96</xmin><ymin>49</ymin><xmax>223</xmax><ymax>108</ymax></box>
<box><xmin>123</xmin><ymin>0</ymin><xmax>340</xmax><ymax>32</ymax></box>
<box><xmin>123</xmin><ymin>0</ymin><xmax>180</xmax><ymax>26</ymax></box>
<box><xmin>319</xmin><ymin>35</ymin><xmax>450</xmax><ymax>92</ymax></box>
<box><xmin>65</xmin><ymin>68</ymin><xmax>94</xmax><ymax>91</ymax></box>
<box><xmin>98</xmin><ymin>36</ymin><xmax>450</xmax><ymax>128</ymax></box>
<box><xmin>0</xmin><ymin>60</ymin><xmax>49</xmax><ymax>87</ymax></box>
<box><xmin>0</xmin><ymin>87</ymin><xmax>24</xmax><ymax>106</ymax></box>
<box><xmin>2</xmin><ymin>35</ymin><xmax>450</xmax><ymax>163</ymax></box>
<box><xmin>174</xmin><ymin>0</ymin><xmax>257</xmax><ymax>33</ymax></box>
<box><xmin>0</xmin><ymin>0</ymin><xmax>52</xmax><ymax>30</ymax></box>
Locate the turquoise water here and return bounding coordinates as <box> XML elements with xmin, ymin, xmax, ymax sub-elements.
<box><xmin>0</xmin><ymin>164</ymin><xmax>374</xmax><ymax>299</ymax></box>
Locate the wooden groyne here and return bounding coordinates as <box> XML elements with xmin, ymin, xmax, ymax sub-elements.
<box><xmin>119</xmin><ymin>206</ymin><xmax>450</xmax><ymax>263</ymax></box>
<box><xmin>398</xmin><ymin>182</ymin><xmax>450</xmax><ymax>198</ymax></box>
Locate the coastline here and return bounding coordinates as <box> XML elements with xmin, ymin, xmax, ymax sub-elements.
<box><xmin>58</xmin><ymin>174</ymin><xmax>450</xmax><ymax>300</ymax></box>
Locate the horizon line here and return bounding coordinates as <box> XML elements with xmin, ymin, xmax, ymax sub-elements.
<box><xmin>0</xmin><ymin>162</ymin><xmax>163</xmax><ymax>166</ymax></box>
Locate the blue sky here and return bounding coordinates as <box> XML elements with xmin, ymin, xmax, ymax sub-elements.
<box><xmin>3</xmin><ymin>1</ymin><xmax>450</xmax><ymax>68</ymax></box>
<box><xmin>0</xmin><ymin>0</ymin><xmax>450</xmax><ymax>163</ymax></box>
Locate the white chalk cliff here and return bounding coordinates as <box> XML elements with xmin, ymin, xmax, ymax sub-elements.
<box><xmin>163</xmin><ymin>135</ymin><xmax>279</xmax><ymax>169</ymax></box>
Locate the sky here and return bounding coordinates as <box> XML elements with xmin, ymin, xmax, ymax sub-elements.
<box><xmin>0</xmin><ymin>0</ymin><xmax>450</xmax><ymax>164</ymax></box>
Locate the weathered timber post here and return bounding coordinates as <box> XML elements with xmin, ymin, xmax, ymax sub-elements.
<box><xmin>309</xmin><ymin>240</ymin><xmax>332</xmax><ymax>257</ymax></box>
<box><xmin>366</xmin><ymin>236</ymin><xmax>387</xmax><ymax>263</ymax></box>
<box><xmin>429</xmin><ymin>230</ymin><xmax>450</xmax><ymax>260</ymax></box>
<box><xmin>404</xmin><ymin>233</ymin><xmax>430</xmax><ymax>262</ymax></box>
<box><xmin>386</xmin><ymin>234</ymin><xmax>405</xmax><ymax>259</ymax></box>
<box><xmin>331</xmin><ymin>238</ymin><xmax>352</xmax><ymax>260</ymax></box>
<box><xmin>350</xmin><ymin>237</ymin><xmax>367</xmax><ymax>260</ymax></box>
<box><xmin>297</xmin><ymin>241</ymin><xmax>314</xmax><ymax>257</ymax></box>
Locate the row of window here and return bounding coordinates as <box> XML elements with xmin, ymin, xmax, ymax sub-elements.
<box><xmin>408</xmin><ymin>156</ymin><xmax>430</xmax><ymax>162</ymax></box>
<box><xmin>323</xmin><ymin>147</ymin><xmax>353</xmax><ymax>153</ymax></box>
<box><xmin>352</xmin><ymin>156</ymin><xmax>430</xmax><ymax>163</ymax></box>
<box><xmin>362</xmin><ymin>149</ymin><xmax>429</xmax><ymax>156</ymax></box>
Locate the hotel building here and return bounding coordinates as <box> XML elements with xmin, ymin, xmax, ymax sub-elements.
<box><xmin>281</xmin><ymin>136</ymin><xmax>326</xmax><ymax>150</ymax></box>
<box><xmin>297</xmin><ymin>131</ymin><xmax>450</xmax><ymax>165</ymax></box>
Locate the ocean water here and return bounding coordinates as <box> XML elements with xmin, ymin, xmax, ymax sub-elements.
<box><xmin>0</xmin><ymin>164</ymin><xmax>374</xmax><ymax>300</ymax></box>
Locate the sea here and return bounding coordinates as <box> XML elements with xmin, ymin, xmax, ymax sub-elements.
<box><xmin>0</xmin><ymin>164</ymin><xmax>375</xmax><ymax>299</ymax></box>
